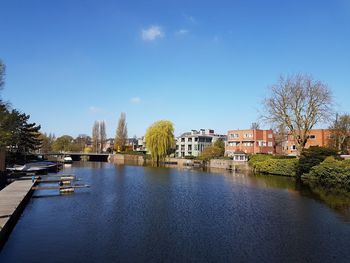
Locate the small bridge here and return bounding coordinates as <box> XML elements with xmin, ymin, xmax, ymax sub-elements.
<box><xmin>37</xmin><ymin>153</ymin><xmax>110</xmax><ymax>162</ymax></box>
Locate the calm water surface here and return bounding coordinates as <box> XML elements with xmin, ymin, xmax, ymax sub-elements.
<box><xmin>1</xmin><ymin>162</ymin><xmax>350</xmax><ymax>263</ymax></box>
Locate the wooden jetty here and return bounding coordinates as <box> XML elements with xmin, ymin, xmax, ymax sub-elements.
<box><xmin>39</xmin><ymin>174</ymin><xmax>75</xmax><ymax>178</ymax></box>
<box><xmin>32</xmin><ymin>184</ymin><xmax>90</xmax><ymax>190</ymax></box>
<box><xmin>36</xmin><ymin>178</ymin><xmax>79</xmax><ymax>184</ymax></box>
<box><xmin>0</xmin><ymin>179</ymin><xmax>36</xmax><ymax>248</ymax></box>
<box><xmin>0</xmin><ymin>173</ymin><xmax>89</xmax><ymax>248</ymax></box>
<box><xmin>33</xmin><ymin>174</ymin><xmax>89</xmax><ymax>193</ymax></box>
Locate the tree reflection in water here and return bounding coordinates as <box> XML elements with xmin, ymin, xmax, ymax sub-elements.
<box><xmin>207</xmin><ymin>167</ymin><xmax>350</xmax><ymax>222</ymax></box>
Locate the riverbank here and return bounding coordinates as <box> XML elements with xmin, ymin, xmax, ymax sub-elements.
<box><xmin>108</xmin><ymin>153</ymin><xmax>251</xmax><ymax>172</ymax></box>
<box><xmin>248</xmin><ymin>150</ymin><xmax>350</xmax><ymax>190</ymax></box>
<box><xmin>0</xmin><ymin>179</ymin><xmax>36</xmax><ymax>249</ymax></box>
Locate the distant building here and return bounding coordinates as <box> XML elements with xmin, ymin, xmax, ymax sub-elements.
<box><xmin>175</xmin><ymin>129</ymin><xmax>227</xmax><ymax>158</ymax></box>
<box><xmin>125</xmin><ymin>137</ymin><xmax>138</xmax><ymax>151</ymax></box>
<box><xmin>105</xmin><ymin>137</ymin><xmax>145</xmax><ymax>153</ymax></box>
<box><xmin>135</xmin><ymin>136</ymin><xmax>147</xmax><ymax>152</ymax></box>
<box><xmin>103</xmin><ymin>138</ymin><xmax>114</xmax><ymax>153</ymax></box>
<box><xmin>225</xmin><ymin>129</ymin><xmax>275</xmax><ymax>156</ymax></box>
<box><xmin>232</xmin><ymin>151</ymin><xmax>248</xmax><ymax>162</ymax></box>
<box><xmin>279</xmin><ymin>129</ymin><xmax>332</xmax><ymax>155</ymax></box>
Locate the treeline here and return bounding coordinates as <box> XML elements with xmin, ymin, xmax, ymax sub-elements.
<box><xmin>40</xmin><ymin>133</ymin><xmax>95</xmax><ymax>153</ymax></box>
<box><xmin>40</xmin><ymin>112</ymin><xmax>129</xmax><ymax>154</ymax></box>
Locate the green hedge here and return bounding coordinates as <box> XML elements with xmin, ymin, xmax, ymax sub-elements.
<box><xmin>298</xmin><ymin>146</ymin><xmax>338</xmax><ymax>175</ymax></box>
<box><xmin>248</xmin><ymin>154</ymin><xmax>273</xmax><ymax>165</ymax></box>
<box><xmin>304</xmin><ymin>157</ymin><xmax>350</xmax><ymax>187</ymax></box>
<box><xmin>249</xmin><ymin>155</ymin><xmax>297</xmax><ymax>177</ymax></box>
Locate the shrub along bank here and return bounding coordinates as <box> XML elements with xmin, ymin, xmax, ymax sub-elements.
<box><xmin>303</xmin><ymin>157</ymin><xmax>350</xmax><ymax>188</ymax></box>
<box><xmin>298</xmin><ymin>147</ymin><xmax>338</xmax><ymax>175</ymax></box>
<box><xmin>249</xmin><ymin>154</ymin><xmax>297</xmax><ymax>177</ymax></box>
<box><xmin>249</xmin><ymin>146</ymin><xmax>350</xmax><ymax>188</ymax></box>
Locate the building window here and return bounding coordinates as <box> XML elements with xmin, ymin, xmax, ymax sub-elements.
<box><xmin>181</xmin><ymin>138</ymin><xmax>185</xmax><ymax>142</ymax></box>
<box><xmin>188</xmin><ymin>138</ymin><xmax>192</xmax><ymax>142</ymax></box>
<box><xmin>268</xmin><ymin>142</ymin><xmax>273</xmax><ymax>147</ymax></box>
<box><xmin>258</xmin><ymin>141</ymin><xmax>266</xmax><ymax>146</ymax></box>
<box><xmin>308</xmin><ymin>135</ymin><xmax>316</xmax><ymax>139</ymax></box>
<box><xmin>268</xmin><ymin>134</ymin><xmax>273</xmax><ymax>139</ymax></box>
<box><xmin>195</xmin><ymin>137</ymin><xmax>198</xmax><ymax>142</ymax></box>
<box><xmin>188</xmin><ymin>145</ymin><xmax>192</xmax><ymax>151</ymax></box>
<box><xmin>230</xmin><ymin>133</ymin><xmax>239</xmax><ymax>138</ymax></box>
<box><xmin>292</xmin><ymin>145</ymin><xmax>296</xmax><ymax>150</ymax></box>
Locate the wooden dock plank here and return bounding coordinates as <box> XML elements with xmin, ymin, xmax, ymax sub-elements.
<box><xmin>0</xmin><ymin>179</ymin><xmax>36</xmax><ymax>244</ymax></box>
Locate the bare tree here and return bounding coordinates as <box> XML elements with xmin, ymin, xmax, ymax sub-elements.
<box><xmin>262</xmin><ymin>74</ymin><xmax>332</xmax><ymax>156</ymax></box>
<box><xmin>99</xmin><ymin>121</ymin><xmax>107</xmax><ymax>153</ymax></box>
<box><xmin>329</xmin><ymin>113</ymin><xmax>350</xmax><ymax>154</ymax></box>
<box><xmin>92</xmin><ymin>121</ymin><xmax>100</xmax><ymax>153</ymax></box>
<box><xmin>114</xmin><ymin>112</ymin><xmax>128</xmax><ymax>152</ymax></box>
<box><xmin>0</xmin><ymin>60</ymin><xmax>5</xmax><ymax>90</ymax></box>
<box><xmin>250</xmin><ymin>122</ymin><xmax>260</xmax><ymax>130</ymax></box>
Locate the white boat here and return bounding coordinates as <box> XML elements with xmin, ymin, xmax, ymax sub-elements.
<box><xmin>7</xmin><ymin>161</ymin><xmax>58</xmax><ymax>172</ymax></box>
<box><xmin>63</xmin><ymin>156</ymin><xmax>73</xmax><ymax>164</ymax></box>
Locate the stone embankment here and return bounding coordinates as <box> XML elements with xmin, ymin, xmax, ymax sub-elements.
<box><xmin>108</xmin><ymin>154</ymin><xmax>250</xmax><ymax>171</ymax></box>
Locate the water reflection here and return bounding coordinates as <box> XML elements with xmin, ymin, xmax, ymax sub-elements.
<box><xmin>206</xmin><ymin>167</ymin><xmax>350</xmax><ymax>222</ymax></box>
<box><xmin>300</xmin><ymin>181</ymin><xmax>350</xmax><ymax>222</ymax></box>
<box><xmin>2</xmin><ymin>162</ymin><xmax>350</xmax><ymax>262</ymax></box>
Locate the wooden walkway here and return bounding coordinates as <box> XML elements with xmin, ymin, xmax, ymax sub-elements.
<box><xmin>0</xmin><ymin>179</ymin><xmax>36</xmax><ymax>246</ymax></box>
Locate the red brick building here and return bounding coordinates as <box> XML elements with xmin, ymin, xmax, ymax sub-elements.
<box><xmin>225</xmin><ymin>129</ymin><xmax>275</xmax><ymax>156</ymax></box>
<box><xmin>280</xmin><ymin>129</ymin><xmax>331</xmax><ymax>155</ymax></box>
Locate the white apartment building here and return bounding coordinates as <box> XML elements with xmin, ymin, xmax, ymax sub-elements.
<box><xmin>175</xmin><ymin>129</ymin><xmax>226</xmax><ymax>158</ymax></box>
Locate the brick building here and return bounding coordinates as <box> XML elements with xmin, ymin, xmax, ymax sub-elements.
<box><xmin>225</xmin><ymin>129</ymin><xmax>275</xmax><ymax>156</ymax></box>
<box><xmin>280</xmin><ymin>129</ymin><xmax>331</xmax><ymax>155</ymax></box>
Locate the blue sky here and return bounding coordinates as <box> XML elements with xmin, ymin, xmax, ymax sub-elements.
<box><xmin>1</xmin><ymin>0</ymin><xmax>350</xmax><ymax>138</ymax></box>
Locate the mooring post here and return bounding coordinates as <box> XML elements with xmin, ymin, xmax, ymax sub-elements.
<box><xmin>0</xmin><ymin>148</ymin><xmax>5</xmax><ymax>173</ymax></box>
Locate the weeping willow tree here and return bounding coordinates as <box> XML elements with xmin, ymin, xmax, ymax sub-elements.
<box><xmin>145</xmin><ymin>120</ymin><xmax>175</xmax><ymax>166</ymax></box>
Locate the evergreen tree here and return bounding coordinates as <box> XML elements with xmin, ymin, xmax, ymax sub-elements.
<box><xmin>3</xmin><ymin>109</ymin><xmax>41</xmax><ymax>153</ymax></box>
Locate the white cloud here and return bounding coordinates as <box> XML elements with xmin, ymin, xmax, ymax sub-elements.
<box><xmin>130</xmin><ymin>97</ymin><xmax>141</xmax><ymax>104</ymax></box>
<box><xmin>175</xmin><ymin>29</ymin><xmax>189</xmax><ymax>36</ymax></box>
<box><xmin>141</xmin><ymin>26</ymin><xmax>164</xmax><ymax>41</ymax></box>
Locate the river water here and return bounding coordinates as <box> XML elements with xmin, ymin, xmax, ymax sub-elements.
<box><xmin>1</xmin><ymin>162</ymin><xmax>350</xmax><ymax>263</ymax></box>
